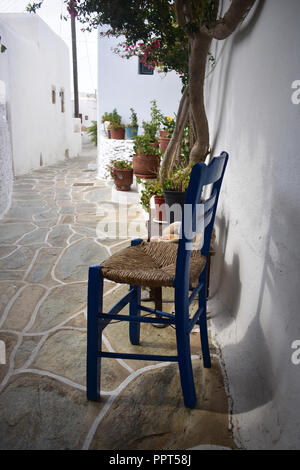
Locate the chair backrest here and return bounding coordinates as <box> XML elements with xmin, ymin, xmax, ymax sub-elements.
<box><xmin>175</xmin><ymin>152</ymin><xmax>229</xmax><ymax>290</ymax></box>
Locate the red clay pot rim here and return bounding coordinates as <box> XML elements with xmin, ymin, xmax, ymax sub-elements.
<box><xmin>114</xmin><ymin>168</ymin><xmax>133</xmax><ymax>172</ymax></box>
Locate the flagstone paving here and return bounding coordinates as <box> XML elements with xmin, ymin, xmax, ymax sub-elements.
<box><xmin>0</xmin><ymin>144</ymin><xmax>236</xmax><ymax>450</ymax></box>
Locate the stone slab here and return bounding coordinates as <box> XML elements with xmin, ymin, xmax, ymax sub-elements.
<box><xmin>3</xmin><ymin>285</ymin><xmax>46</xmax><ymax>331</ymax></box>
<box><xmin>0</xmin><ymin>374</ymin><xmax>104</xmax><ymax>450</ymax></box>
<box><xmin>29</xmin><ymin>283</ymin><xmax>87</xmax><ymax>333</ymax></box>
<box><xmin>55</xmin><ymin>239</ymin><xmax>108</xmax><ymax>282</ymax></box>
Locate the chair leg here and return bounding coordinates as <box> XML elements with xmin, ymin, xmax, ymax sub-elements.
<box><xmin>87</xmin><ymin>265</ymin><xmax>103</xmax><ymax>401</ymax></box>
<box><xmin>176</xmin><ymin>326</ymin><xmax>197</xmax><ymax>408</ymax></box>
<box><xmin>198</xmin><ymin>270</ymin><xmax>211</xmax><ymax>368</ymax></box>
<box><xmin>129</xmin><ymin>285</ymin><xmax>141</xmax><ymax>345</ymax></box>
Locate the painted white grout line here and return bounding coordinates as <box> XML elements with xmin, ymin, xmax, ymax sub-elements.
<box><xmin>0</xmin><ymin>284</ymin><xmax>27</xmax><ymax>329</ymax></box>
<box><xmin>23</xmin><ymin>246</ymin><xmax>43</xmax><ymax>281</ymax></box>
<box><xmin>0</xmin><ymin>333</ymin><xmax>24</xmax><ymax>393</ymax></box>
<box><xmin>82</xmin><ymin>361</ymin><xmax>175</xmax><ymax>450</ymax></box>
<box><xmin>13</xmin><ymin>368</ymin><xmax>86</xmax><ymax>392</ymax></box>
<box><xmin>102</xmin><ymin>334</ymin><xmax>134</xmax><ymax>374</ymax></box>
<box><xmin>0</xmin><ymin>246</ymin><xmax>21</xmax><ymax>260</ymax></box>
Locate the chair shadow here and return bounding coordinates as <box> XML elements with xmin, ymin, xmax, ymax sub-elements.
<box><xmin>208</xmin><ymin>182</ymin><xmax>300</xmax><ymax>415</ymax></box>
<box><xmin>209</xmin><ymin>214</ymin><xmax>242</xmax><ymax>327</ymax></box>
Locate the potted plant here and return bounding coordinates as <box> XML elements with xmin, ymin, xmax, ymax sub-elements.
<box><xmin>125</xmin><ymin>108</ymin><xmax>139</xmax><ymax>139</ymax></box>
<box><xmin>101</xmin><ymin>111</ymin><xmax>113</xmax><ymax>137</ymax></box>
<box><xmin>86</xmin><ymin>120</ymin><xmax>97</xmax><ymax>146</ymax></box>
<box><xmin>162</xmin><ymin>167</ymin><xmax>192</xmax><ymax>222</ymax></box>
<box><xmin>133</xmin><ymin>134</ymin><xmax>160</xmax><ymax>179</ymax></box>
<box><xmin>143</xmin><ymin>99</ymin><xmax>163</xmax><ymax>142</ymax></box>
<box><xmin>159</xmin><ymin>115</ymin><xmax>175</xmax><ymax>153</ymax></box>
<box><xmin>106</xmin><ymin>159</ymin><xmax>133</xmax><ymax>191</ymax></box>
<box><xmin>138</xmin><ymin>179</ymin><xmax>166</xmax><ymax>222</ymax></box>
<box><xmin>108</xmin><ymin>108</ymin><xmax>125</xmax><ymax>140</ymax></box>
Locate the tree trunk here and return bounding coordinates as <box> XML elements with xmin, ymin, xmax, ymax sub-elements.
<box><xmin>188</xmin><ymin>31</ymin><xmax>212</xmax><ymax>165</ymax></box>
<box><xmin>159</xmin><ymin>86</ymin><xmax>190</xmax><ymax>181</ymax></box>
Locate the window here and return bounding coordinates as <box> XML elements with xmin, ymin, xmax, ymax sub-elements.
<box><xmin>51</xmin><ymin>86</ymin><xmax>56</xmax><ymax>104</ymax></box>
<box><xmin>85</xmin><ymin>115</ymin><xmax>89</xmax><ymax>121</ymax></box>
<box><xmin>60</xmin><ymin>89</ymin><xmax>65</xmax><ymax>113</ymax></box>
<box><xmin>138</xmin><ymin>58</ymin><xmax>154</xmax><ymax>75</ymax></box>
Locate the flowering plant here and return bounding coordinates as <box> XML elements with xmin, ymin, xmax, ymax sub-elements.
<box><xmin>161</xmin><ymin>115</ymin><xmax>176</xmax><ymax>137</ymax></box>
<box><xmin>106</xmin><ymin>159</ymin><xmax>132</xmax><ymax>179</ymax></box>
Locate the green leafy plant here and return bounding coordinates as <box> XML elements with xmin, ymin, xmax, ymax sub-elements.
<box><xmin>106</xmin><ymin>158</ymin><xmax>132</xmax><ymax>178</ymax></box>
<box><xmin>108</xmin><ymin>122</ymin><xmax>125</xmax><ymax>131</ymax></box>
<box><xmin>162</xmin><ymin>167</ymin><xmax>192</xmax><ymax>192</ymax></box>
<box><xmin>101</xmin><ymin>112</ymin><xmax>110</xmax><ymax>123</ymax></box>
<box><xmin>128</xmin><ymin>108</ymin><xmax>138</xmax><ymax>128</ymax></box>
<box><xmin>107</xmin><ymin>108</ymin><xmax>124</xmax><ymax>130</ymax></box>
<box><xmin>142</xmin><ymin>99</ymin><xmax>163</xmax><ymax>142</ymax></box>
<box><xmin>138</xmin><ymin>179</ymin><xmax>163</xmax><ymax>212</ymax></box>
<box><xmin>133</xmin><ymin>135</ymin><xmax>160</xmax><ymax>157</ymax></box>
<box><xmin>86</xmin><ymin>121</ymin><xmax>97</xmax><ymax>146</ymax></box>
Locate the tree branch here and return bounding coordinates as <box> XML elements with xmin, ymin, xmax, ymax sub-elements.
<box><xmin>175</xmin><ymin>0</ymin><xmax>186</xmax><ymax>28</ymax></box>
<box><xmin>159</xmin><ymin>86</ymin><xmax>190</xmax><ymax>180</ymax></box>
<box><xmin>202</xmin><ymin>0</ymin><xmax>256</xmax><ymax>40</ymax></box>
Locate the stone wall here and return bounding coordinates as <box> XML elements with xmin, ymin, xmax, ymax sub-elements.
<box><xmin>97</xmin><ymin>130</ymin><xmax>134</xmax><ymax>179</ymax></box>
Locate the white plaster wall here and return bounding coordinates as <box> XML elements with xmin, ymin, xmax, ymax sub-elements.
<box><xmin>0</xmin><ymin>13</ymin><xmax>77</xmax><ymax>176</ymax></box>
<box><xmin>97</xmin><ymin>31</ymin><xmax>182</xmax><ymax>137</ymax></box>
<box><xmin>206</xmin><ymin>0</ymin><xmax>300</xmax><ymax>449</ymax></box>
<box><xmin>73</xmin><ymin>96</ymin><xmax>97</xmax><ymax>128</ymax></box>
<box><xmin>0</xmin><ymin>80</ymin><xmax>13</xmax><ymax>218</ymax></box>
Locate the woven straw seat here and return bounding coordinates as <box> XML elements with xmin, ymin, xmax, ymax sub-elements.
<box><xmin>101</xmin><ymin>241</ymin><xmax>206</xmax><ymax>288</ymax></box>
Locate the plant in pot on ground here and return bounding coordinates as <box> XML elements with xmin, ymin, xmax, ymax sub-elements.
<box><xmin>159</xmin><ymin>115</ymin><xmax>175</xmax><ymax>153</ymax></box>
<box><xmin>106</xmin><ymin>158</ymin><xmax>133</xmax><ymax>191</ymax></box>
<box><xmin>133</xmin><ymin>134</ymin><xmax>161</xmax><ymax>179</ymax></box>
<box><xmin>162</xmin><ymin>165</ymin><xmax>192</xmax><ymax>223</ymax></box>
<box><xmin>86</xmin><ymin>120</ymin><xmax>97</xmax><ymax>146</ymax></box>
<box><xmin>138</xmin><ymin>179</ymin><xmax>166</xmax><ymax>222</ymax></box>
<box><xmin>108</xmin><ymin>108</ymin><xmax>125</xmax><ymax>140</ymax></box>
<box><xmin>125</xmin><ymin>108</ymin><xmax>139</xmax><ymax>139</ymax></box>
<box><xmin>132</xmin><ymin>100</ymin><xmax>162</xmax><ymax>178</ymax></box>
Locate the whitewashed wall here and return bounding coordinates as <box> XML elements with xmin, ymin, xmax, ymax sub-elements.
<box><xmin>73</xmin><ymin>95</ymin><xmax>97</xmax><ymax>129</ymax></box>
<box><xmin>0</xmin><ymin>80</ymin><xmax>13</xmax><ymax>218</ymax></box>
<box><xmin>0</xmin><ymin>13</ymin><xmax>79</xmax><ymax>177</ymax></box>
<box><xmin>206</xmin><ymin>0</ymin><xmax>300</xmax><ymax>449</ymax></box>
<box><xmin>97</xmin><ymin>30</ymin><xmax>182</xmax><ymax>136</ymax></box>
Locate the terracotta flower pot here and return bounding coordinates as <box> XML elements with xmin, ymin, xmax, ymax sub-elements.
<box><xmin>133</xmin><ymin>153</ymin><xmax>160</xmax><ymax>179</ymax></box>
<box><xmin>110</xmin><ymin>126</ymin><xmax>125</xmax><ymax>140</ymax></box>
<box><xmin>114</xmin><ymin>169</ymin><xmax>133</xmax><ymax>191</ymax></box>
<box><xmin>159</xmin><ymin>136</ymin><xmax>171</xmax><ymax>153</ymax></box>
<box><xmin>159</xmin><ymin>129</ymin><xmax>169</xmax><ymax>138</ymax></box>
<box><xmin>154</xmin><ymin>195</ymin><xmax>167</xmax><ymax>222</ymax></box>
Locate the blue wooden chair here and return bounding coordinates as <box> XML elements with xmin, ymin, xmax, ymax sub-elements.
<box><xmin>87</xmin><ymin>152</ymin><xmax>228</xmax><ymax>408</ymax></box>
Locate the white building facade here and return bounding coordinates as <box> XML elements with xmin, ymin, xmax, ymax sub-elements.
<box><xmin>97</xmin><ymin>30</ymin><xmax>182</xmax><ymax>177</ymax></box>
<box><xmin>73</xmin><ymin>92</ymin><xmax>97</xmax><ymax>129</ymax></box>
<box><xmin>0</xmin><ymin>13</ymin><xmax>80</xmax><ymax>181</ymax></box>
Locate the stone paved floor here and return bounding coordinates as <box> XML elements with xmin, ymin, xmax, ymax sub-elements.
<box><xmin>0</xmin><ymin>144</ymin><xmax>236</xmax><ymax>450</ymax></box>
